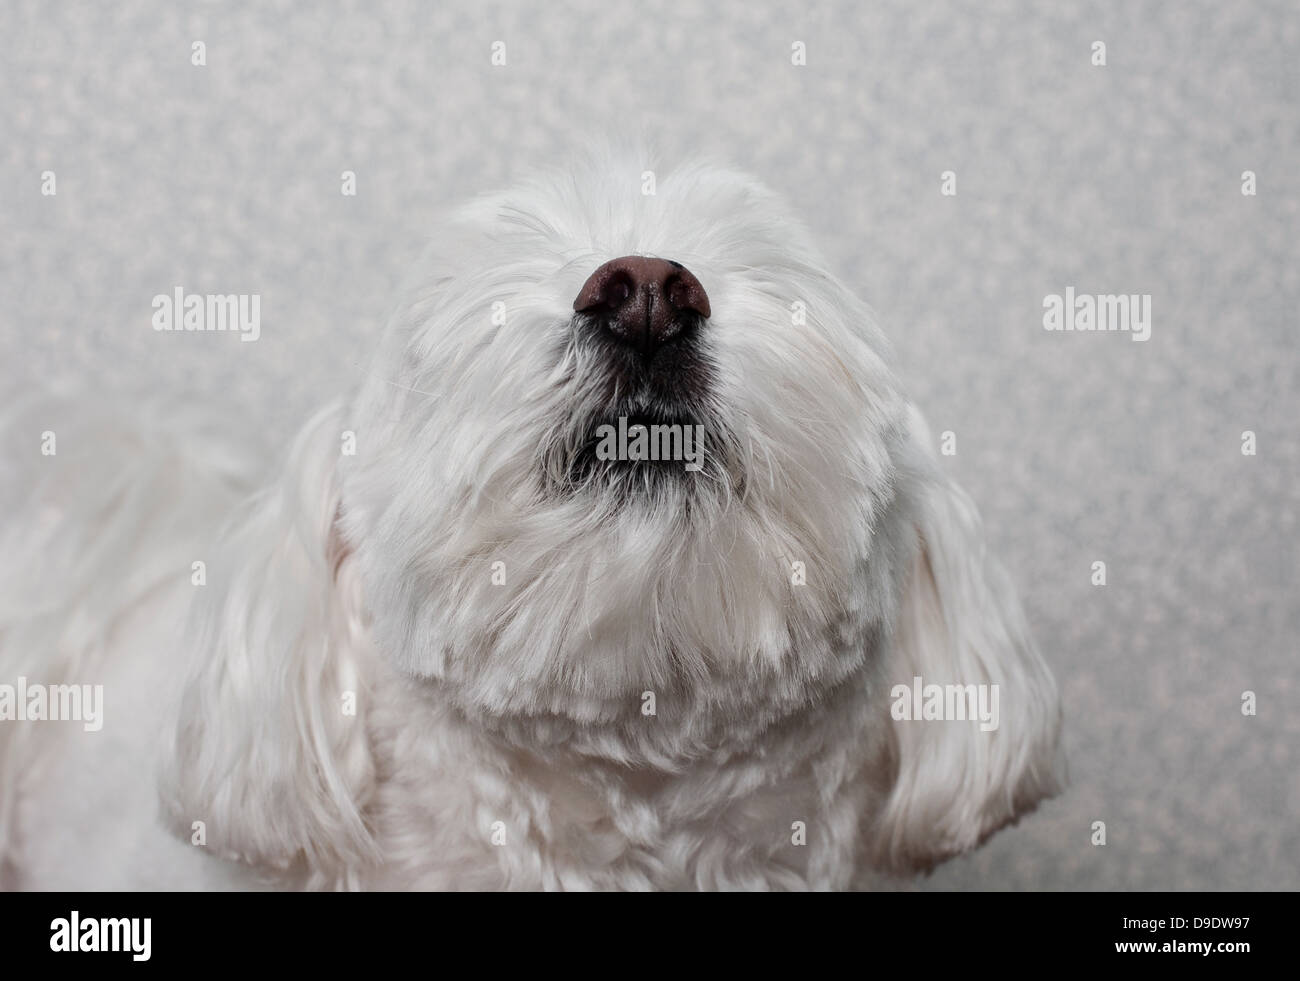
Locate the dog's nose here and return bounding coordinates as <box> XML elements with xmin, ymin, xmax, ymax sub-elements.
<box><xmin>573</xmin><ymin>256</ymin><xmax>711</xmax><ymax>355</ymax></box>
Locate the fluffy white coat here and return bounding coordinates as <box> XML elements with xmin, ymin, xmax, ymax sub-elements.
<box><xmin>0</xmin><ymin>154</ymin><xmax>1064</xmax><ymax>890</ymax></box>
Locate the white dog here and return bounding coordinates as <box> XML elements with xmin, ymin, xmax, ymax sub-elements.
<box><xmin>0</xmin><ymin>153</ymin><xmax>1064</xmax><ymax>890</ymax></box>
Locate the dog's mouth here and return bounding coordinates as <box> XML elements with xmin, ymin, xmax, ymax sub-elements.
<box><xmin>569</xmin><ymin>409</ymin><xmax>707</xmax><ymax>481</ymax></box>
<box><xmin>536</xmin><ymin>353</ymin><xmax>724</xmax><ymax>500</ymax></box>
<box><xmin>573</xmin><ymin>308</ymin><xmax>714</xmax><ymax>406</ymax></box>
<box><xmin>533</xmin><ymin>297</ymin><xmax>734</xmax><ymax>501</ymax></box>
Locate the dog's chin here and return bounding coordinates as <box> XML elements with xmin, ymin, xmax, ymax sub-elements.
<box><xmin>542</xmin><ymin>316</ymin><xmax>729</xmax><ymax>502</ymax></box>
<box><xmin>547</xmin><ymin>410</ymin><xmax>713</xmax><ymax>505</ymax></box>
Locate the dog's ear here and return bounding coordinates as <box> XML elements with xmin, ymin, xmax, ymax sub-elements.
<box><xmin>161</xmin><ymin>404</ymin><xmax>377</xmax><ymax>880</ymax></box>
<box><xmin>868</xmin><ymin>407</ymin><xmax>1065</xmax><ymax>872</ymax></box>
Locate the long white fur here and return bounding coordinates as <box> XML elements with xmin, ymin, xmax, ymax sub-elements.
<box><xmin>0</xmin><ymin>151</ymin><xmax>1063</xmax><ymax>890</ymax></box>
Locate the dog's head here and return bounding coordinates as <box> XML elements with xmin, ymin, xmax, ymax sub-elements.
<box><xmin>341</xmin><ymin>154</ymin><xmax>909</xmax><ymax>726</ymax></box>
<box><xmin>164</xmin><ymin>154</ymin><xmax>1064</xmax><ymax>881</ymax></box>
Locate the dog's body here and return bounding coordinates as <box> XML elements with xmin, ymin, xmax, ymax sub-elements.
<box><xmin>1</xmin><ymin>155</ymin><xmax>1064</xmax><ymax>890</ymax></box>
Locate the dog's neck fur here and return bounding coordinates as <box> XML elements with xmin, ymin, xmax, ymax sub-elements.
<box><xmin>352</xmin><ymin>491</ymin><xmax>919</xmax><ymax>890</ymax></box>
<box><xmin>361</xmin><ymin>621</ymin><xmax>899</xmax><ymax>890</ymax></box>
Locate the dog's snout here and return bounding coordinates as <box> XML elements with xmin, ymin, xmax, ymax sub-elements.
<box><xmin>574</xmin><ymin>256</ymin><xmax>711</xmax><ymax>355</ymax></box>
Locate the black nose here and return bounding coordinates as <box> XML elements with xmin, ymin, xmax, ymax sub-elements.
<box><xmin>574</xmin><ymin>256</ymin><xmax>711</xmax><ymax>356</ymax></box>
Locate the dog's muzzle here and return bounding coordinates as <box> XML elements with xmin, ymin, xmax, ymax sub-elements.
<box><xmin>573</xmin><ymin>256</ymin><xmax>710</xmax><ymax>359</ymax></box>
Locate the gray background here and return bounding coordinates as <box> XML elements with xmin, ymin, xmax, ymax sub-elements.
<box><xmin>2</xmin><ymin>0</ymin><xmax>1296</xmax><ymax>889</ymax></box>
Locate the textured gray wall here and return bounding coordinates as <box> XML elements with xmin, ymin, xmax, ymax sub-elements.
<box><xmin>3</xmin><ymin>0</ymin><xmax>1296</xmax><ymax>889</ymax></box>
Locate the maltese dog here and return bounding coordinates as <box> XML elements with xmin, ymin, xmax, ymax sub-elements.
<box><xmin>0</xmin><ymin>153</ymin><xmax>1063</xmax><ymax>890</ymax></box>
